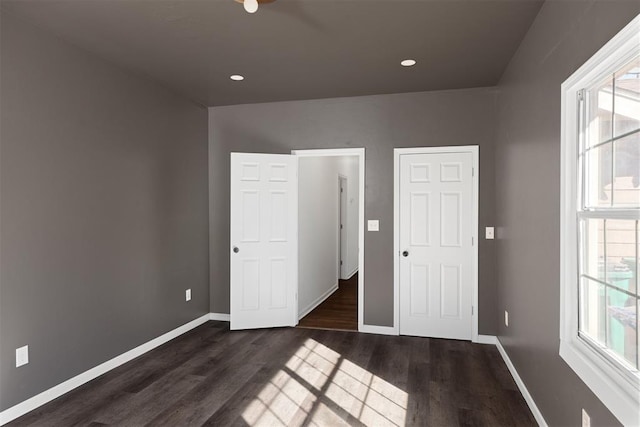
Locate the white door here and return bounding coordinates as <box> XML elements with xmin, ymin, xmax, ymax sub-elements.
<box><xmin>399</xmin><ymin>152</ymin><xmax>474</xmax><ymax>340</ymax></box>
<box><xmin>230</xmin><ymin>153</ymin><xmax>298</xmax><ymax>330</ymax></box>
<box><xmin>339</xmin><ymin>176</ymin><xmax>348</xmax><ymax>279</ymax></box>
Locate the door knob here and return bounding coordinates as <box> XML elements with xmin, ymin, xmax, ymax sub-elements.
<box><xmin>402</xmin><ymin>250</ymin><xmax>409</xmax><ymax>257</ymax></box>
<box><xmin>233</xmin><ymin>246</ymin><xmax>239</xmax><ymax>253</ymax></box>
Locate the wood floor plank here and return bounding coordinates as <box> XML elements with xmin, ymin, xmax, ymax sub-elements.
<box><xmin>144</xmin><ymin>330</ymin><xmax>273</xmax><ymax>426</ymax></box>
<box><xmin>405</xmin><ymin>335</ymin><xmax>431</xmax><ymax>426</ymax></box>
<box><xmin>8</xmin><ymin>323</ymin><xmax>536</xmax><ymax>427</ymax></box>
<box><xmin>95</xmin><ymin>373</ymin><xmax>205</xmax><ymax>425</ymax></box>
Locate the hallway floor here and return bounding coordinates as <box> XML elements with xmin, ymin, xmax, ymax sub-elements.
<box><xmin>298</xmin><ymin>273</ymin><xmax>358</xmax><ymax>331</ymax></box>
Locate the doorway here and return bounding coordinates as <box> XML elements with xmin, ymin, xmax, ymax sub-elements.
<box><xmin>293</xmin><ymin>148</ymin><xmax>364</xmax><ymax>332</ymax></box>
<box><xmin>339</xmin><ymin>175</ymin><xmax>348</xmax><ymax>279</ymax></box>
<box><xmin>394</xmin><ymin>146</ymin><xmax>479</xmax><ymax>341</ymax></box>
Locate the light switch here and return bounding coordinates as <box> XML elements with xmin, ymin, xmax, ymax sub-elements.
<box><xmin>485</xmin><ymin>227</ymin><xmax>495</xmax><ymax>239</ymax></box>
<box><xmin>16</xmin><ymin>345</ymin><xmax>29</xmax><ymax>367</ymax></box>
<box><xmin>367</xmin><ymin>220</ymin><xmax>379</xmax><ymax>232</ymax></box>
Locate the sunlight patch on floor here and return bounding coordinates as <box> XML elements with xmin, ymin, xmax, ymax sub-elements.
<box><xmin>242</xmin><ymin>338</ymin><xmax>408</xmax><ymax>426</ymax></box>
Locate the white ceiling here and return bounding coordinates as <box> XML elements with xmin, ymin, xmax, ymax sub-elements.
<box><xmin>2</xmin><ymin>0</ymin><xmax>544</xmax><ymax>106</ymax></box>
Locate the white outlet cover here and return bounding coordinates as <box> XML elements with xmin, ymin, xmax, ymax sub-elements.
<box><xmin>185</xmin><ymin>289</ymin><xmax>192</xmax><ymax>301</ymax></box>
<box><xmin>367</xmin><ymin>220</ymin><xmax>379</xmax><ymax>232</ymax></box>
<box><xmin>505</xmin><ymin>311</ymin><xmax>509</xmax><ymax>327</ymax></box>
<box><xmin>485</xmin><ymin>227</ymin><xmax>495</xmax><ymax>239</ymax></box>
<box><xmin>16</xmin><ymin>345</ymin><xmax>29</xmax><ymax>367</ymax></box>
<box><xmin>582</xmin><ymin>409</ymin><xmax>591</xmax><ymax>427</ymax></box>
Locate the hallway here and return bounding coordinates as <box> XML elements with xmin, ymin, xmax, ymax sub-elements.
<box><xmin>298</xmin><ymin>274</ymin><xmax>358</xmax><ymax>331</ymax></box>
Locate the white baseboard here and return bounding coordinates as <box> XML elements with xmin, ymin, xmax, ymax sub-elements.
<box><xmin>298</xmin><ymin>283</ymin><xmax>339</xmax><ymax>320</ymax></box>
<box><xmin>359</xmin><ymin>324</ymin><xmax>399</xmax><ymax>336</ymax></box>
<box><xmin>209</xmin><ymin>312</ymin><xmax>230</xmax><ymax>322</ymax></box>
<box><xmin>342</xmin><ymin>267</ymin><xmax>358</xmax><ymax>280</ymax></box>
<box><xmin>0</xmin><ymin>314</ymin><xmax>210</xmax><ymax>426</ymax></box>
<box><xmin>475</xmin><ymin>334</ymin><xmax>497</xmax><ymax>345</ymax></box>
<box><xmin>496</xmin><ymin>339</ymin><xmax>548</xmax><ymax>427</ymax></box>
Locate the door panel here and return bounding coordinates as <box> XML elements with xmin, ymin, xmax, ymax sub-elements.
<box><xmin>440</xmin><ymin>264</ymin><xmax>461</xmax><ymax>318</ymax></box>
<box><xmin>410</xmin><ymin>263</ymin><xmax>430</xmax><ymax>316</ymax></box>
<box><xmin>440</xmin><ymin>192</ymin><xmax>461</xmax><ymax>246</ymax></box>
<box><xmin>269</xmin><ymin>191</ymin><xmax>288</xmax><ymax>241</ymax></box>
<box><xmin>241</xmin><ymin>259</ymin><xmax>260</xmax><ymax>310</ymax></box>
<box><xmin>269</xmin><ymin>258</ymin><xmax>287</xmax><ymax>308</ymax></box>
<box><xmin>410</xmin><ymin>192</ymin><xmax>430</xmax><ymax>246</ymax></box>
<box><xmin>399</xmin><ymin>152</ymin><xmax>474</xmax><ymax>340</ymax></box>
<box><xmin>231</xmin><ymin>153</ymin><xmax>298</xmax><ymax>330</ymax></box>
<box><xmin>241</xmin><ymin>191</ymin><xmax>260</xmax><ymax>242</ymax></box>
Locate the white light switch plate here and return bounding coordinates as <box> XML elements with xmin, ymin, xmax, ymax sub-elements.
<box><xmin>485</xmin><ymin>227</ymin><xmax>495</xmax><ymax>239</ymax></box>
<box><xmin>582</xmin><ymin>409</ymin><xmax>590</xmax><ymax>427</ymax></box>
<box><xmin>185</xmin><ymin>289</ymin><xmax>192</xmax><ymax>301</ymax></box>
<box><xmin>367</xmin><ymin>220</ymin><xmax>379</xmax><ymax>232</ymax></box>
<box><xmin>16</xmin><ymin>345</ymin><xmax>29</xmax><ymax>367</ymax></box>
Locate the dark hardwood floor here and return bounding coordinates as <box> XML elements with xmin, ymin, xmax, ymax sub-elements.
<box><xmin>9</xmin><ymin>321</ymin><xmax>536</xmax><ymax>427</ymax></box>
<box><xmin>298</xmin><ymin>273</ymin><xmax>358</xmax><ymax>331</ymax></box>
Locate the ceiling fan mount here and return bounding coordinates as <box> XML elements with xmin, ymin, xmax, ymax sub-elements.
<box><xmin>234</xmin><ymin>0</ymin><xmax>276</xmax><ymax>4</ymax></box>
<box><xmin>234</xmin><ymin>0</ymin><xmax>276</xmax><ymax>14</ymax></box>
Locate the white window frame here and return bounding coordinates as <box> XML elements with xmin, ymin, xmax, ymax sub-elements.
<box><xmin>560</xmin><ymin>14</ymin><xmax>640</xmax><ymax>427</ymax></box>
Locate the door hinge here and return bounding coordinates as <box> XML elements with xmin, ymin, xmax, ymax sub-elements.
<box><xmin>472</xmin><ymin>168</ymin><xmax>475</xmax><ymax>177</ymax></box>
<box><xmin>577</xmin><ymin>89</ymin><xmax>585</xmax><ymax>102</ymax></box>
<box><xmin>472</xmin><ymin>237</ymin><xmax>474</xmax><ymax>246</ymax></box>
<box><xmin>340</xmin><ymin>260</ymin><xmax>343</xmax><ymax>265</ymax></box>
<box><xmin>472</xmin><ymin>306</ymin><xmax>474</xmax><ymax>315</ymax></box>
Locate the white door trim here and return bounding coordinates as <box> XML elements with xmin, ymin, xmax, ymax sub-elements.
<box><xmin>291</xmin><ymin>148</ymin><xmax>365</xmax><ymax>332</ymax></box>
<box><xmin>394</xmin><ymin>146</ymin><xmax>479</xmax><ymax>342</ymax></box>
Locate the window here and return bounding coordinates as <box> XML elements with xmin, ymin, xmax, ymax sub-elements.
<box><xmin>578</xmin><ymin>56</ymin><xmax>639</xmax><ymax>373</ymax></box>
<box><xmin>560</xmin><ymin>15</ymin><xmax>640</xmax><ymax>426</ymax></box>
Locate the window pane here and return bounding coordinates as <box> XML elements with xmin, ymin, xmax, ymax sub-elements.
<box><xmin>606</xmin><ymin>219</ymin><xmax>637</xmax><ymax>294</ymax></box>
<box><xmin>613</xmin><ymin>57</ymin><xmax>640</xmax><ymax>138</ymax></box>
<box><xmin>612</xmin><ymin>133</ymin><xmax>640</xmax><ymax>207</ymax></box>
<box><xmin>580</xmin><ymin>277</ymin><xmax>606</xmax><ymax>346</ymax></box>
<box><xmin>588</xmin><ymin>76</ymin><xmax>614</xmax><ymax>147</ymax></box>
<box><xmin>581</xmin><ymin>218</ymin><xmax>606</xmax><ymax>281</ymax></box>
<box><xmin>606</xmin><ymin>289</ymin><xmax>638</xmax><ymax>369</ymax></box>
<box><xmin>585</xmin><ymin>143</ymin><xmax>613</xmax><ymax>208</ymax></box>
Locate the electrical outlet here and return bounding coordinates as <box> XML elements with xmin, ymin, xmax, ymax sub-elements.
<box><xmin>16</xmin><ymin>345</ymin><xmax>29</xmax><ymax>367</ymax></box>
<box><xmin>582</xmin><ymin>409</ymin><xmax>591</xmax><ymax>427</ymax></box>
<box><xmin>185</xmin><ymin>289</ymin><xmax>192</xmax><ymax>302</ymax></box>
<box><xmin>485</xmin><ymin>227</ymin><xmax>495</xmax><ymax>239</ymax></box>
<box><xmin>505</xmin><ymin>310</ymin><xmax>509</xmax><ymax>327</ymax></box>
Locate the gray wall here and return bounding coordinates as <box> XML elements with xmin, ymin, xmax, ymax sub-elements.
<box><xmin>494</xmin><ymin>1</ymin><xmax>640</xmax><ymax>426</ymax></box>
<box><xmin>209</xmin><ymin>88</ymin><xmax>498</xmax><ymax>332</ymax></box>
<box><xmin>0</xmin><ymin>12</ymin><xmax>209</xmax><ymax>410</ymax></box>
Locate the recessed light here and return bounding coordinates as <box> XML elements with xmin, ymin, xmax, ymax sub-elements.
<box><xmin>401</xmin><ymin>59</ymin><xmax>416</xmax><ymax>67</ymax></box>
<box><xmin>230</xmin><ymin>74</ymin><xmax>245</xmax><ymax>81</ymax></box>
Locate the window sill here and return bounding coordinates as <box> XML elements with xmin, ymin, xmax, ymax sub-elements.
<box><xmin>560</xmin><ymin>337</ymin><xmax>639</xmax><ymax>426</ymax></box>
